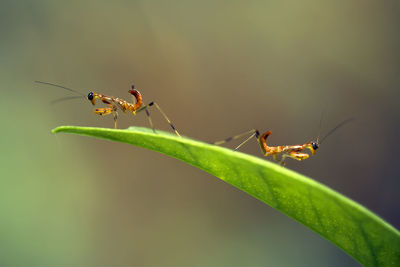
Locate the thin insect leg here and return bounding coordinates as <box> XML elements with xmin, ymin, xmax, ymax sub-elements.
<box><xmin>136</xmin><ymin>105</ymin><xmax>155</xmax><ymax>131</ymax></box>
<box><xmin>279</xmin><ymin>153</ymin><xmax>290</xmax><ymax>166</ymax></box>
<box><xmin>112</xmin><ymin>110</ymin><xmax>119</xmax><ymax>129</ymax></box>
<box><xmin>214</xmin><ymin>129</ymin><xmax>258</xmax><ymax>146</ymax></box>
<box><xmin>137</xmin><ymin>102</ymin><xmax>181</xmax><ymax>137</ymax></box>
<box><xmin>234</xmin><ymin>131</ymin><xmax>259</xmax><ymax>151</ymax></box>
<box><xmin>144</xmin><ymin>106</ymin><xmax>155</xmax><ymax>133</ymax></box>
<box><xmin>94</xmin><ymin>103</ymin><xmax>119</xmax><ymax>128</ymax></box>
<box><xmin>279</xmin><ymin>151</ymin><xmax>310</xmax><ymax>166</ymax></box>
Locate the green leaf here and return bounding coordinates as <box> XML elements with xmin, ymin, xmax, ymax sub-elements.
<box><xmin>53</xmin><ymin>125</ymin><xmax>400</xmax><ymax>266</ymax></box>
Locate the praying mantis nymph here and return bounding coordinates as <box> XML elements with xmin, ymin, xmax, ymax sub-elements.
<box><xmin>35</xmin><ymin>81</ymin><xmax>181</xmax><ymax>136</ymax></box>
<box><xmin>214</xmin><ymin>118</ymin><xmax>354</xmax><ymax>166</ymax></box>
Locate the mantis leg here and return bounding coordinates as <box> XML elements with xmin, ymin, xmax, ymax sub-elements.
<box><xmin>136</xmin><ymin>102</ymin><xmax>180</xmax><ymax>137</ymax></box>
<box><xmin>94</xmin><ymin>104</ymin><xmax>119</xmax><ymax>129</ymax></box>
<box><xmin>213</xmin><ymin>129</ymin><xmax>259</xmax><ymax>153</ymax></box>
<box><xmin>279</xmin><ymin>151</ymin><xmax>310</xmax><ymax>166</ymax></box>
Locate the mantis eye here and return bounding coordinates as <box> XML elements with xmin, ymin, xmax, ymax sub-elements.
<box><xmin>312</xmin><ymin>142</ymin><xmax>319</xmax><ymax>150</ymax></box>
<box><xmin>88</xmin><ymin>92</ymin><xmax>94</xmax><ymax>100</ymax></box>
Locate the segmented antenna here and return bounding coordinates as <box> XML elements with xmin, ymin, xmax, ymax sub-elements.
<box><xmin>34</xmin><ymin>81</ymin><xmax>86</xmax><ymax>97</ymax></box>
<box><xmin>319</xmin><ymin>118</ymin><xmax>355</xmax><ymax>144</ymax></box>
<box><xmin>50</xmin><ymin>95</ymin><xmax>85</xmax><ymax>104</ymax></box>
<box><xmin>316</xmin><ymin>110</ymin><xmax>325</xmax><ymax>144</ymax></box>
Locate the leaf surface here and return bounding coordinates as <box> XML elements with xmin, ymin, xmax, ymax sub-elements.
<box><xmin>53</xmin><ymin>126</ymin><xmax>400</xmax><ymax>266</ymax></box>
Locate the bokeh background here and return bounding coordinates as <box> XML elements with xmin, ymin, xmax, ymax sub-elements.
<box><xmin>1</xmin><ymin>0</ymin><xmax>399</xmax><ymax>266</ymax></box>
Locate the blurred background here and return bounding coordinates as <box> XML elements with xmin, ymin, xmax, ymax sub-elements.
<box><xmin>1</xmin><ymin>0</ymin><xmax>399</xmax><ymax>266</ymax></box>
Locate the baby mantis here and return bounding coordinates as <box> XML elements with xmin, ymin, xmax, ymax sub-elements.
<box><xmin>35</xmin><ymin>81</ymin><xmax>181</xmax><ymax>136</ymax></box>
<box><xmin>214</xmin><ymin>118</ymin><xmax>354</xmax><ymax>166</ymax></box>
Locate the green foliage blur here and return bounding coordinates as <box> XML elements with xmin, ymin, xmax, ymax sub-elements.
<box><xmin>1</xmin><ymin>0</ymin><xmax>399</xmax><ymax>266</ymax></box>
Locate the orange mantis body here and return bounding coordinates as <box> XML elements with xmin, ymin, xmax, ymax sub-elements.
<box><xmin>214</xmin><ymin>118</ymin><xmax>353</xmax><ymax>166</ymax></box>
<box><xmin>89</xmin><ymin>88</ymin><xmax>142</xmax><ymax>118</ymax></box>
<box><xmin>256</xmin><ymin>130</ymin><xmax>317</xmax><ymax>164</ymax></box>
<box><xmin>35</xmin><ymin>81</ymin><xmax>180</xmax><ymax>136</ymax></box>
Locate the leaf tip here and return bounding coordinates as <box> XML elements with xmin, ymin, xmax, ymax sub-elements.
<box><xmin>52</xmin><ymin>126</ymin><xmax>70</xmax><ymax>134</ymax></box>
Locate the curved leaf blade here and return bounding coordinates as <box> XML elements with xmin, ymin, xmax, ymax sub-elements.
<box><xmin>53</xmin><ymin>126</ymin><xmax>400</xmax><ymax>266</ymax></box>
